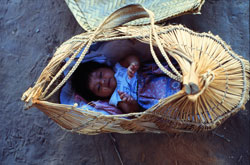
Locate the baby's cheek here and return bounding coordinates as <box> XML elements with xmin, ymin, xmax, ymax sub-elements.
<box><xmin>103</xmin><ymin>87</ymin><xmax>112</xmax><ymax>95</ymax></box>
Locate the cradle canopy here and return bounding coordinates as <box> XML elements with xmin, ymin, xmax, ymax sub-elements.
<box><xmin>21</xmin><ymin>4</ymin><xmax>250</xmax><ymax>134</ymax></box>
<box><xmin>65</xmin><ymin>0</ymin><xmax>205</xmax><ymax>31</ymax></box>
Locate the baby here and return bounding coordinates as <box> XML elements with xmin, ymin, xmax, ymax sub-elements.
<box><xmin>71</xmin><ymin>55</ymin><xmax>141</xmax><ymax>114</ymax></box>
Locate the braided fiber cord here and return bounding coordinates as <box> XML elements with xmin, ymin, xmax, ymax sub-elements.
<box><xmin>42</xmin><ymin>4</ymin><xmax>182</xmax><ymax>100</ymax></box>
<box><xmin>145</xmin><ymin>8</ymin><xmax>182</xmax><ymax>81</ymax></box>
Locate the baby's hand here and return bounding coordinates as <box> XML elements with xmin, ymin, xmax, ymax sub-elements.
<box><xmin>118</xmin><ymin>91</ymin><xmax>134</xmax><ymax>103</ymax></box>
<box><xmin>127</xmin><ymin>62</ymin><xmax>139</xmax><ymax>79</ymax></box>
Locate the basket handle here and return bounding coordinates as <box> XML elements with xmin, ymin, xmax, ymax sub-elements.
<box><xmin>102</xmin><ymin>4</ymin><xmax>182</xmax><ymax>80</ymax></box>
<box><xmin>42</xmin><ymin>4</ymin><xmax>182</xmax><ymax>100</ymax></box>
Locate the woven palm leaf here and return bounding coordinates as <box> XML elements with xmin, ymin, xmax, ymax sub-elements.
<box><xmin>65</xmin><ymin>0</ymin><xmax>205</xmax><ymax>31</ymax></box>
<box><xmin>21</xmin><ymin>4</ymin><xmax>249</xmax><ymax>134</ymax></box>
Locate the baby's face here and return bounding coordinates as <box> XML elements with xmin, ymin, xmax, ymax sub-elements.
<box><xmin>88</xmin><ymin>67</ymin><xmax>117</xmax><ymax>98</ymax></box>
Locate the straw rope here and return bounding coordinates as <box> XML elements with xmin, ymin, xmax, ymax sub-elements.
<box><xmin>41</xmin><ymin>5</ymin><xmax>182</xmax><ymax>100</ymax></box>
<box><xmin>146</xmin><ymin>8</ymin><xmax>183</xmax><ymax>81</ymax></box>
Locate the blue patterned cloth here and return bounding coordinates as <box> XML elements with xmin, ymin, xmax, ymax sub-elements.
<box><xmin>109</xmin><ymin>63</ymin><xmax>138</xmax><ymax>106</ymax></box>
<box><xmin>137</xmin><ymin>63</ymin><xmax>181</xmax><ymax>110</ymax></box>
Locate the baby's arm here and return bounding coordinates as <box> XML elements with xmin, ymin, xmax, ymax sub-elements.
<box><xmin>117</xmin><ymin>91</ymin><xmax>140</xmax><ymax>113</ymax></box>
<box><xmin>119</xmin><ymin>55</ymin><xmax>140</xmax><ymax>79</ymax></box>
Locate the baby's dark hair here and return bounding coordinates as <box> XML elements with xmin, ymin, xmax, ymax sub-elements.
<box><xmin>71</xmin><ymin>61</ymin><xmax>111</xmax><ymax>102</ymax></box>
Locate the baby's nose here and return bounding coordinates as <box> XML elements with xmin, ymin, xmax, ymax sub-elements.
<box><xmin>100</xmin><ymin>79</ymin><xmax>105</xmax><ymax>85</ymax></box>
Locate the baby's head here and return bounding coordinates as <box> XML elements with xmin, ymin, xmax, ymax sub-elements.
<box><xmin>71</xmin><ymin>61</ymin><xmax>117</xmax><ymax>102</ymax></box>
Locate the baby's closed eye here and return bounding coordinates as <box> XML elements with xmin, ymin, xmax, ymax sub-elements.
<box><xmin>97</xmin><ymin>84</ymin><xmax>101</xmax><ymax>91</ymax></box>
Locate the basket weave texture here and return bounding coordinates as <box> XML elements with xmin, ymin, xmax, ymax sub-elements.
<box><xmin>65</xmin><ymin>0</ymin><xmax>205</xmax><ymax>31</ymax></box>
<box><xmin>21</xmin><ymin>4</ymin><xmax>250</xmax><ymax>135</ymax></box>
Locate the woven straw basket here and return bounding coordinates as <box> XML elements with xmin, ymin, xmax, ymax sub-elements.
<box><xmin>22</xmin><ymin>3</ymin><xmax>250</xmax><ymax>135</ymax></box>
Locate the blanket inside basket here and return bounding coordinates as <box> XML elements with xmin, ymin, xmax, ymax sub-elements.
<box><xmin>60</xmin><ymin>41</ymin><xmax>182</xmax><ymax>115</ymax></box>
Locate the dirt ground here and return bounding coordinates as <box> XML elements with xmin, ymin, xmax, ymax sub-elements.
<box><xmin>0</xmin><ymin>0</ymin><xmax>249</xmax><ymax>164</ymax></box>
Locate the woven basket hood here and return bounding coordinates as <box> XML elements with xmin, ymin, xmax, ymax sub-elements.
<box><xmin>65</xmin><ymin>0</ymin><xmax>205</xmax><ymax>31</ymax></box>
